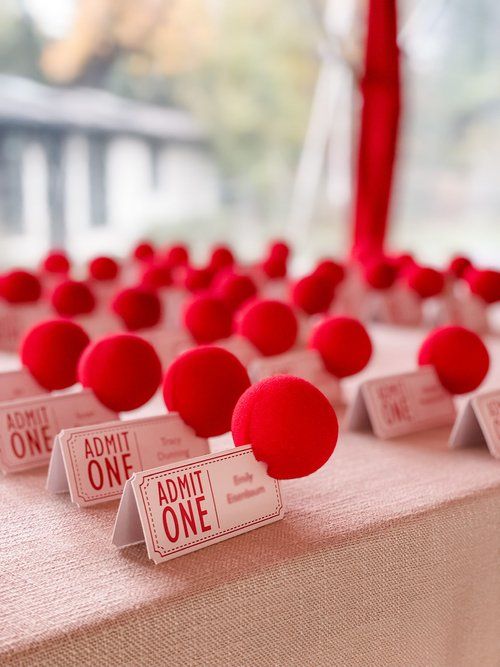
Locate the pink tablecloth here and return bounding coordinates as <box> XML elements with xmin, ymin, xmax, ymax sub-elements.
<box><xmin>1</xmin><ymin>326</ymin><xmax>499</xmax><ymax>666</ymax></box>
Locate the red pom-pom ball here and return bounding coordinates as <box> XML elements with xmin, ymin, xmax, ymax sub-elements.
<box><xmin>141</xmin><ymin>263</ymin><xmax>173</xmax><ymax>290</ymax></box>
<box><xmin>448</xmin><ymin>255</ymin><xmax>471</xmax><ymax>279</ymax></box>
<box><xmin>406</xmin><ymin>266</ymin><xmax>445</xmax><ymax>299</ymax></box>
<box><xmin>363</xmin><ymin>258</ymin><xmax>397</xmax><ymax>290</ymax></box>
<box><xmin>291</xmin><ymin>273</ymin><xmax>335</xmax><ymax>315</ymax></box>
<box><xmin>262</xmin><ymin>255</ymin><xmax>287</xmax><ymax>279</ymax></box>
<box><xmin>79</xmin><ymin>334</ymin><xmax>162</xmax><ymax>411</ymax></box>
<box><xmin>42</xmin><ymin>250</ymin><xmax>70</xmax><ymax>275</ymax></box>
<box><xmin>51</xmin><ymin>280</ymin><xmax>96</xmax><ymax>317</ymax></box>
<box><xmin>89</xmin><ymin>256</ymin><xmax>120</xmax><ymax>281</ymax></box>
<box><xmin>467</xmin><ymin>269</ymin><xmax>500</xmax><ymax>304</ymax></box>
<box><xmin>111</xmin><ymin>287</ymin><xmax>162</xmax><ymax>331</ymax></box>
<box><xmin>309</xmin><ymin>316</ymin><xmax>372</xmax><ymax>378</ymax></box>
<box><xmin>237</xmin><ymin>299</ymin><xmax>298</xmax><ymax>356</ymax></box>
<box><xmin>133</xmin><ymin>241</ymin><xmax>155</xmax><ymax>262</ymax></box>
<box><xmin>232</xmin><ymin>376</ymin><xmax>338</xmax><ymax>479</ymax></box>
<box><xmin>418</xmin><ymin>326</ymin><xmax>489</xmax><ymax>394</ymax></box>
<box><xmin>214</xmin><ymin>273</ymin><xmax>258</xmax><ymax>312</ymax></box>
<box><xmin>165</xmin><ymin>244</ymin><xmax>189</xmax><ymax>267</ymax></box>
<box><xmin>184</xmin><ymin>266</ymin><xmax>214</xmax><ymax>293</ymax></box>
<box><xmin>21</xmin><ymin>319</ymin><xmax>90</xmax><ymax>390</ymax></box>
<box><xmin>163</xmin><ymin>346</ymin><xmax>251</xmax><ymax>437</ymax></box>
<box><xmin>269</xmin><ymin>241</ymin><xmax>290</xmax><ymax>261</ymax></box>
<box><xmin>0</xmin><ymin>270</ymin><xmax>42</xmax><ymax>304</ymax></box>
<box><xmin>183</xmin><ymin>295</ymin><xmax>233</xmax><ymax>344</ymax></box>
<box><xmin>209</xmin><ymin>246</ymin><xmax>235</xmax><ymax>272</ymax></box>
<box><xmin>313</xmin><ymin>259</ymin><xmax>345</xmax><ymax>287</ymax></box>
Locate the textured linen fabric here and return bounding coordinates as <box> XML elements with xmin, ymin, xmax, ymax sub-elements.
<box><xmin>0</xmin><ymin>326</ymin><xmax>499</xmax><ymax>666</ymax></box>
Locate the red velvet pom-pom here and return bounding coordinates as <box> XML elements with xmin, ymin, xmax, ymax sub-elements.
<box><xmin>269</xmin><ymin>241</ymin><xmax>290</xmax><ymax>261</ymax></box>
<box><xmin>309</xmin><ymin>316</ymin><xmax>372</xmax><ymax>378</ymax></box>
<box><xmin>313</xmin><ymin>259</ymin><xmax>345</xmax><ymax>287</ymax></box>
<box><xmin>79</xmin><ymin>334</ymin><xmax>162</xmax><ymax>411</ymax></box>
<box><xmin>466</xmin><ymin>269</ymin><xmax>500</xmax><ymax>304</ymax></box>
<box><xmin>418</xmin><ymin>326</ymin><xmax>489</xmax><ymax>394</ymax></box>
<box><xmin>133</xmin><ymin>241</ymin><xmax>155</xmax><ymax>262</ymax></box>
<box><xmin>0</xmin><ymin>270</ymin><xmax>42</xmax><ymax>304</ymax></box>
<box><xmin>21</xmin><ymin>319</ymin><xmax>90</xmax><ymax>390</ymax></box>
<box><xmin>165</xmin><ymin>244</ymin><xmax>189</xmax><ymax>267</ymax></box>
<box><xmin>42</xmin><ymin>251</ymin><xmax>70</xmax><ymax>275</ymax></box>
<box><xmin>214</xmin><ymin>273</ymin><xmax>258</xmax><ymax>312</ymax></box>
<box><xmin>163</xmin><ymin>346</ymin><xmax>251</xmax><ymax>437</ymax></box>
<box><xmin>232</xmin><ymin>375</ymin><xmax>338</xmax><ymax>479</ymax></box>
<box><xmin>448</xmin><ymin>255</ymin><xmax>471</xmax><ymax>279</ymax></box>
<box><xmin>406</xmin><ymin>266</ymin><xmax>445</xmax><ymax>299</ymax></box>
<box><xmin>183</xmin><ymin>295</ymin><xmax>233</xmax><ymax>344</ymax></box>
<box><xmin>89</xmin><ymin>256</ymin><xmax>120</xmax><ymax>281</ymax></box>
<box><xmin>363</xmin><ymin>258</ymin><xmax>397</xmax><ymax>290</ymax></box>
<box><xmin>184</xmin><ymin>266</ymin><xmax>214</xmax><ymax>293</ymax></box>
<box><xmin>140</xmin><ymin>263</ymin><xmax>173</xmax><ymax>290</ymax></box>
<box><xmin>291</xmin><ymin>273</ymin><xmax>335</xmax><ymax>315</ymax></box>
<box><xmin>51</xmin><ymin>280</ymin><xmax>96</xmax><ymax>317</ymax></box>
<box><xmin>209</xmin><ymin>246</ymin><xmax>235</xmax><ymax>272</ymax></box>
<box><xmin>262</xmin><ymin>255</ymin><xmax>287</xmax><ymax>279</ymax></box>
<box><xmin>237</xmin><ymin>299</ymin><xmax>298</xmax><ymax>356</ymax></box>
<box><xmin>111</xmin><ymin>286</ymin><xmax>162</xmax><ymax>331</ymax></box>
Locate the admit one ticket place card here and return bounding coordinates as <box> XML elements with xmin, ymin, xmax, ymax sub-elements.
<box><xmin>47</xmin><ymin>414</ymin><xmax>209</xmax><ymax>507</ymax></box>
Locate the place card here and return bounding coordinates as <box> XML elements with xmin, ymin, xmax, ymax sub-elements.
<box><xmin>112</xmin><ymin>446</ymin><xmax>284</xmax><ymax>563</ymax></box>
<box><xmin>47</xmin><ymin>414</ymin><xmax>209</xmax><ymax>506</ymax></box>
<box><xmin>449</xmin><ymin>390</ymin><xmax>500</xmax><ymax>458</ymax></box>
<box><xmin>0</xmin><ymin>390</ymin><xmax>116</xmax><ymax>474</ymax></box>
<box><xmin>142</xmin><ymin>327</ymin><xmax>191</xmax><ymax>367</ymax></box>
<box><xmin>0</xmin><ymin>303</ymin><xmax>51</xmax><ymax>352</ymax></box>
<box><xmin>0</xmin><ymin>368</ymin><xmax>46</xmax><ymax>403</ymax></box>
<box><xmin>249</xmin><ymin>349</ymin><xmax>343</xmax><ymax>404</ymax></box>
<box><xmin>347</xmin><ymin>366</ymin><xmax>456</xmax><ymax>439</ymax></box>
<box><xmin>77</xmin><ymin>311</ymin><xmax>121</xmax><ymax>339</ymax></box>
<box><xmin>218</xmin><ymin>335</ymin><xmax>258</xmax><ymax>367</ymax></box>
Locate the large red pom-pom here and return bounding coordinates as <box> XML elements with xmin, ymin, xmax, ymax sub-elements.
<box><xmin>133</xmin><ymin>241</ymin><xmax>155</xmax><ymax>262</ymax></box>
<box><xmin>214</xmin><ymin>273</ymin><xmax>258</xmax><ymax>311</ymax></box>
<box><xmin>232</xmin><ymin>376</ymin><xmax>338</xmax><ymax>479</ymax></box>
<box><xmin>89</xmin><ymin>256</ymin><xmax>120</xmax><ymax>281</ymax></box>
<box><xmin>363</xmin><ymin>258</ymin><xmax>397</xmax><ymax>290</ymax></box>
<box><xmin>163</xmin><ymin>346</ymin><xmax>251</xmax><ymax>437</ymax></box>
<box><xmin>291</xmin><ymin>273</ymin><xmax>335</xmax><ymax>315</ymax></box>
<box><xmin>313</xmin><ymin>259</ymin><xmax>345</xmax><ymax>287</ymax></box>
<box><xmin>209</xmin><ymin>246</ymin><xmax>235</xmax><ymax>272</ymax></box>
<box><xmin>183</xmin><ymin>295</ymin><xmax>233</xmax><ymax>344</ymax></box>
<box><xmin>51</xmin><ymin>280</ymin><xmax>96</xmax><ymax>317</ymax></box>
<box><xmin>21</xmin><ymin>319</ymin><xmax>90</xmax><ymax>390</ymax></box>
<box><xmin>79</xmin><ymin>334</ymin><xmax>162</xmax><ymax>411</ymax></box>
<box><xmin>111</xmin><ymin>287</ymin><xmax>162</xmax><ymax>331</ymax></box>
<box><xmin>448</xmin><ymin>255</ymin><xmax>471</xmax><ymax>279</ymax></box>
<box><xmin>42</xmin><ymin>250</ymin><xmax>70</xmax><ymax>275</ymax></box>
<box><xmin>140</xmin><ymin>263</ymin><xmax>173</xmax><ymax>290</ymax></box>
<box><xmin>237</xmin><ymin>299</ymin><xmax>297</xmax><ymax>356</ymax></box>
<box><xmin>184</xmin><ymin>266</ymin><xmax>214</xmax><ymax>293</ymax></box>
<box><xmin>406</xmin><ymin>266</ymin><xmax>445</xmax><ymax>299</ymax></box>
<box><xmin>418</xmin><ymin>326</ymin><xmax>489</xmax><ymax>394</ymax></box>
<box><xmin>165</xmin><ymin>244</ymin><xmax>189</xmax><ymax>267</ymax></box>
<box><xmin>0</xmin><ymin>270</ymin><xmax>42</xmax><ymax>304</ymax></box>
<box><xmin>309</xmin><ymin>316</ymin><xmax>372</xmax><ymax>378</ymax></box>
<box><xmin>466</xmin><ymin>269</ymin><xmax>500</xmax><ymax>304</ymax></box>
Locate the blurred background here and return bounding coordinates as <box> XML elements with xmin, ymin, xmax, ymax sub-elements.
<box><xmin>0</xmin><ymin>0</ymin><xmax>499</xmax><ymax>266</ymax></box>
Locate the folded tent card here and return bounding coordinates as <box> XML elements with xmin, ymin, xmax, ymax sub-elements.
<box><xmin>113</xmin><ymin>351</ymin><xmax>339</xmax><ymax>564</ymax></box>
<box><xmin>347</xmin><ymin>325</ymin><xmax>490</xmax><ymax>440</ymax></box>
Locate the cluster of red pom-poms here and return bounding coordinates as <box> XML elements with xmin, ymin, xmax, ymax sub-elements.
<box><xmin>79</xmin><ymin>334</ymin><xmax>162</xmax><ymax>411</ymax></box>
<box><xmin>418</xmin><ymin>326</ymin><xmax>489</xmax><ymax>394</ymax></box>
<box><xmin>21</xmin><ymin>319</ymin><xmax>90</xmax><ymax>390</ymax></box>
<box><xmin>163</xmin><ymin>346</ymin><xmax>251</xmax><ymax>437</ymax></box>
<box><xmin>232</xmin><ymin>375</ymin><xmax>338</xmax><ymax>479</ymax></box>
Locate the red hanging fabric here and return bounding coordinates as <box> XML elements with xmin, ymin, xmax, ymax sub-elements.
<box><xmin>351</xmin><ymin>0</ymin><xmax>401</xmax><ymax>259</ymax></box>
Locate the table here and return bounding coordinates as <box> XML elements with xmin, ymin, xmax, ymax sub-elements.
<box><xmin>1</xmin><ymin>326</ymin><xmax>499</xmax><ymax>666</ymax></box>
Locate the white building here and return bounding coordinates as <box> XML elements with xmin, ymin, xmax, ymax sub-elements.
<box><xmin>0</xmin><ymin>75</ymin><xmax>220</xmax><ymax>265</ymax></box>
